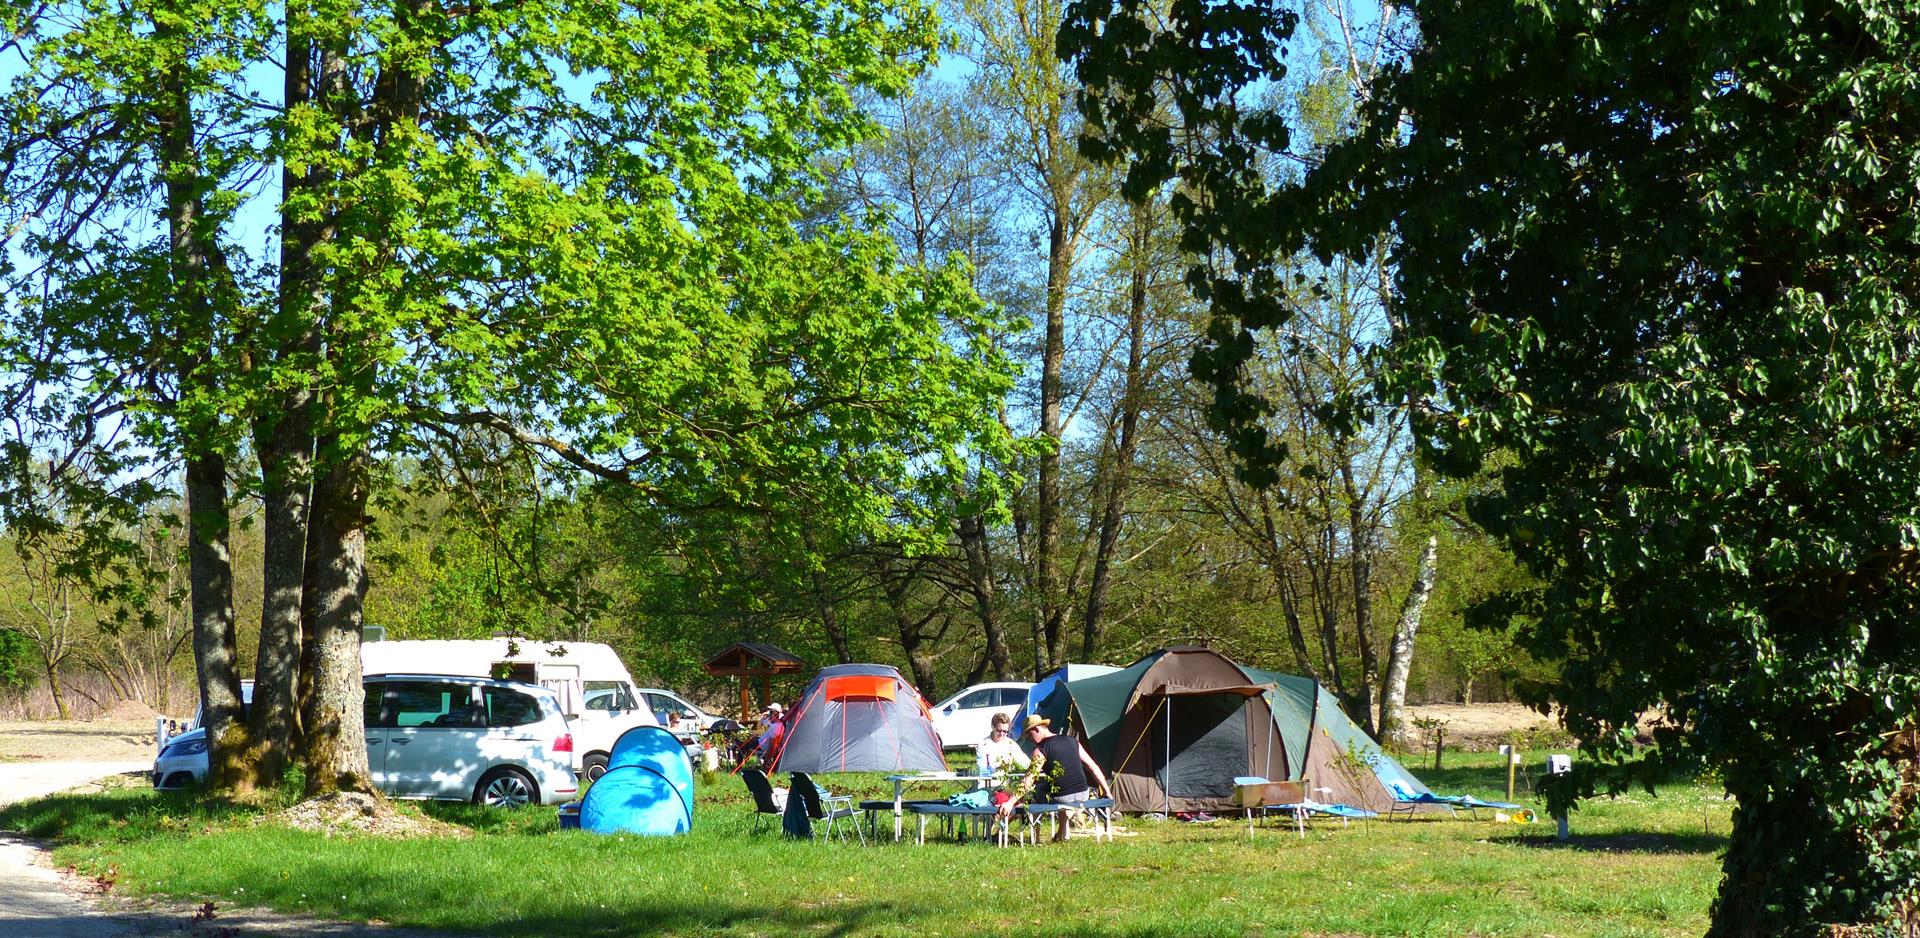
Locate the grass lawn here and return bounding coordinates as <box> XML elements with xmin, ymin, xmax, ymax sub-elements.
<box><xmin>0</xmin><ymin>751</ymin><xmax>1730</xmax><ymax>937</ymax></box>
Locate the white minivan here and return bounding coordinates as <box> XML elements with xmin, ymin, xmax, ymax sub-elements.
<box><xmin>153</xmin><ymin>674</ymin><xmax>577</xmax><ymax>808</ymax></box>
<box><xmin>361</xmin><ymin>637</ymin><xmax>661</xmax><ymax>782</ymax></box>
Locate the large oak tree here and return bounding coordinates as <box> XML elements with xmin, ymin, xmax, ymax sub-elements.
<box><xmin>1064</xmin><ymin>0</ymin><xmax>1920</xmax><ymax>933</ymax></box>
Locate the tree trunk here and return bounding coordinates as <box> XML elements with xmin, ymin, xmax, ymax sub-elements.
<box><xmin>958</xmin><ymin>514</ymin><xmax>1010</xmax><ymax>680</ymax></box>
<box><xmin>1081</xmin><ymin>215</ymin><xmax>1148</xmax><ymax>660</ymax></box>
<box><xmin>1708</xmin><ymin>728</ymin><xmax>1920</xmax><ymax>936</ymax></box>
<box><xmin>41</xmin><ymin>655</ymin><xmax>68</xmax><ymax>720</ymax></box>
<box><xmin>1259</xmin><ymin>491</ymin><xmax>1319</xmax><ymax>679</ymax></box>
<box><xmin>1343</xmin><ymin>466</ymin><xmax>1380</xmax><ymax>736</ymax></box>
<box><xmin>249</xmin><ymin>18</ymin><xmax>324</xmax><ymax>788</ymax></box>
<box><xmin>1379</xmin><ymin>534</ymin><xmax>1437</xmax><ymax>746</ymax></box>
<box><xmin>813</xmin><ymin>571</ymin><xmax>853</xmax><ymax>664</ymax></box>
<box><xmin>1312</xmin><ymin>523</ymin><xmax>1348</xmax><ymax>701</ymax></box>
<box><xmin>299</xmin><ymin>443</ymin><xmax>375</xmax><ymax>797</ymax></box>
<box><xmin>877</xmin><ymin>556</ymin><xmax>940</xmax><ymax>699</ymax></box>
<box><xmin>1036</xmin><ymin>211</ymin><xmax>1069</xmax><ymax>673</ymax></box>
<box><xmin>186</xmin><ymin>453</ymin><xmax>250</xmax><ymax>793</ymax></box>
<box><xmin>250</xmin><ymin>421</ymin><xmax>312</xmax><ymax>785</ymax></box>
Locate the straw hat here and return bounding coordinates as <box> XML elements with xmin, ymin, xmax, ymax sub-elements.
<box><xmin>1021</xmin><ymin>714</ymin><xmax>1051</xmax><ymax>733</ymax></box>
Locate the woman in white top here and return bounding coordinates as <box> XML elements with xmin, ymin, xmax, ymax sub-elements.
<box><xmin>975</xmin><ymin>711</ymin><xmax>1031</xmax><ymax>778</ymax></box>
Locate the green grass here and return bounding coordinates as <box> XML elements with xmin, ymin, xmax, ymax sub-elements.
<box><xmin>1</xmin><ymin>752</ymin><xmax>1731</xmax><ymax>937</ymax></box>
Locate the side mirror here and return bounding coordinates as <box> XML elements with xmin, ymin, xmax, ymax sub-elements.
<box><xmin>943</xmin><ymin>705</ymin><xmax>955</xmax><ymax>715</ymax></box>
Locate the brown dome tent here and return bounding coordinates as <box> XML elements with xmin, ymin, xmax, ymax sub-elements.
<box><xmin>1041</xmin><ymin>646</ymin><xmax>1430</xmax><ymax>814</ymax></box>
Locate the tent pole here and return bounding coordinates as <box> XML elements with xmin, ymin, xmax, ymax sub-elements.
<box><xmin>1164</xmin><ymin>697</ymin><xmax>1172</xmax><ymax>817</ymax></box>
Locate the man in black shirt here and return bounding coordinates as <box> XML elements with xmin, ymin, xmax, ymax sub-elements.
<box><xmin>997</xmin><ymin>715</ymin><xmax>1112</xmax><ymax>842</ymax></box>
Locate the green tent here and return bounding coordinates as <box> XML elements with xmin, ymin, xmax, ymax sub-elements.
<box><xmin>1037</xmin><ymin>646</ymin><xmax>1431</xmax><ymax>814</ymax></box>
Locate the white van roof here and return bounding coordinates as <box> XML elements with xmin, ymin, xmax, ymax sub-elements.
<box><xmin>360</xmin><ymin>638</ymin><xmax>637</xmax><ymax>684</ymax></box>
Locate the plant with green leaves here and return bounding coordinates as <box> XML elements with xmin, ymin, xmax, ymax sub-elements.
<box><xmin>1063</xmin><ymin>0</ymin><xmax>1920</xmax><ymax>932</ymax></box>
<box><xmin>3</xmin><ymin>0</ymin><xmax>1015</xmax><ymax>798</ymax></box>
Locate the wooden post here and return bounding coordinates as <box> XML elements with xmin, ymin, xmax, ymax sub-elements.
<box><xmin>739</xmin><ymin>680</ymin><xmax>752</xmax><ymax>723</ymax></box>
<box><xmin>1505</xmin><ymin>750</ymin><xmax>1517</xmax><ymax>802</ymax></box>
<box><xmin>1433</xmin><ymin>726</ymin><xmax>1445</xmax><ymax>772</ymax></box>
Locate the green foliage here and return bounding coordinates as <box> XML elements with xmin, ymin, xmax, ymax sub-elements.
<box><xmin>0</xmin><ymin>628</ymin><xmax>37</xmax><ymax>695</ymax></box>
<box><xmin>1065</xmin><ymin>0</ymin><xmax>1920</xmax><ymax>932</ymax></box>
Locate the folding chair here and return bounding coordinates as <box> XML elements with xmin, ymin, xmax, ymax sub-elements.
<box><xmin>740</xmin><ymin>767</ymin><xmax>784</xmax><ymax>834</ymax></box>
<box><xmin>791</xmin><ymin>772</ymin><xmax>864</xmax><ymax>845</ymax></box>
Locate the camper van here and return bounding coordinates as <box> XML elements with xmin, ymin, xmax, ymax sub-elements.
<box><xmin>361</xmin><ymin>637</ymin><xmax>673</xmax><ymax>781</ymax></box>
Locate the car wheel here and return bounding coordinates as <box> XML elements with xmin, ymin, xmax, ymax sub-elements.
<box><xmin>581</xmin><ymin>753</ymin><xmax>609</xmax><ymax>783</ymax></box>
<box><xmin>475</xmin><ymin>767</ymin><xmax>538</xmax><ymax>808</ymax></box>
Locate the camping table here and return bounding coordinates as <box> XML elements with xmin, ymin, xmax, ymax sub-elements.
<box><xmin>883</xmin><ymin>773</ymin><xmax>993</xmax><ymax>841</ymax></box>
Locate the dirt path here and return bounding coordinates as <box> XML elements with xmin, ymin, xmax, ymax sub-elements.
<box><xmin>0</xmin><ymin>763</ymin><xmax>153</xmax><ymax>809</ymax></box>
<box><xmin>0</xmin><ymin>762</ymin><xmax>464</xmax><ymax>937</ymax></box>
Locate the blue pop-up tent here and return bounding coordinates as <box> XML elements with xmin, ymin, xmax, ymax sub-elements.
<box><xmin>579</xmin><ymin>725</ymin><xmax>694</xmax><ymax>836</ymax></box>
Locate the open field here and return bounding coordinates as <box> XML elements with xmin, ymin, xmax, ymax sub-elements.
<box><xmin>0</xmin><ymin>751</ymin><xmax>1730</xmax><ymax>937</ymax></box>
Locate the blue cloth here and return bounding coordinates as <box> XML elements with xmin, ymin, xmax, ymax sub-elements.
<box><xmin>947</xmin><ymin>789</ymin><xmax>991</xmax><ymax>809</ymax></box>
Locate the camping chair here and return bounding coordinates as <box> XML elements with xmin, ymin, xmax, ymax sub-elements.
<box><xmin>740</xmin><ymin>768</ymin><xmax>784</xmax><ymax>834</ymax></box>
<box><xmin>791</xmin><ymin>772</ymin><xmax>864</xmax><ymax>845</ymax></box>
<box><xmin>1386</xmin><ymin>780</ymin><xmax>1521</xmax><ymax>821</ymax></box>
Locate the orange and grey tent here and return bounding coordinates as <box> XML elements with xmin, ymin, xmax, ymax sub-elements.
<box><xmin>771</xmin><ymin>664</ymin><xmax>949</xmax><ymax>774</ymax></box>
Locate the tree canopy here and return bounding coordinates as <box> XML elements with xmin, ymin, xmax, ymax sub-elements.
<box><xmin>1064</xmin><ymin>0</ymin><xmax>1920</xmax><ymax>933</ymax></box>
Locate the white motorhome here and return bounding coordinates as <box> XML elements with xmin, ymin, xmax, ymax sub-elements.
<box><xmin>360</xmin><ymin>636</ymin><xmax>665</xmax><ymax>781</ymax></box>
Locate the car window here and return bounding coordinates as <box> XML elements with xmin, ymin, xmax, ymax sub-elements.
<box><xmin>388</xmin><ymin>681</ymin><xmax>474</xmax><ymax>727</ymax></box>
<box><xmin>484</xmin><ymin>686</ymin><xmax>544</xmax><ymax>727</ymax></box>
<box><xmin>364</xmin><ymin>685</ymin><xmax>387</xmax><ymax>728</ymax></box>
<box><xmin>647</xmin><ymin>693</ymin><xmax>694</xmax><ymax>718</ymax></box>
<box><xmin>997</xmin><ymin>687</ymin><xmax>1026</xmax><ymax>707</ymax></box>
<box><xmin>957</xmin><ymin>689</ymin><xmax>997</xmax><ymax>709</ymax></box>
<box><xmin>584</xmin><ymin>681</ymin><xmax>636</xmax><ymax>711</ymax></box>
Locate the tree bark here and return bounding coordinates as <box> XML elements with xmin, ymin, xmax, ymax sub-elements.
<box><xmin>1342</xmin><ymin>465</ymin><xmax>1380</xmax><ymax>735</ymax></box>
<box><xmin>299</xmin><ymin>442</ymin><xmax>375</xmax><ymax>797</ymax></box>
<box><xmin>1258</xmin><ymin>490</ymin><xmax>1319</xmax><ymax>679</ymax></box>
<box><xmin>1036</xmin><ymin>208</ymin><xmax>1069</xmax><ymax>673</ymax></box>
<box><xmin>186</xmin><ymin>453</ymin><xmax>249</xmax><ymax>792</ymax></box>
<box><xmin>1379</xmin><ymin>534</ymin><xmax>1437</xmax><ymax>746</ymax></box>
<box><xmin>958</xmin><ymin>514</ymin><xmax>1009</xmax><ymax>680</ymax></box>
<box><xmin>876</xmin><ymin>555</ymin><xmax>940</xmax><ymax>699</ymax></box>
<box><xmin>157</xmin><ymin>25</ymin><xmax>249</xmax><ymax>793</ymax></box>
<box><xmin>1081</xmin><ymin>213</ymin><xmax>1148</xmax><ymax>660</ymax></box>
<box><xmin>249</xmin><ymin>17</ymin><xmax>325</xmax><ymax>788</ymax></box>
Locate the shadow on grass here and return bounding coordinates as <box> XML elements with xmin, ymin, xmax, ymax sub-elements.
<box><xmin>1497</xmin><ymin>830</ymin><xmax>1726</xmax><ymax>855</ymax></box>
<box><xmin>416</xmin><ymin>800</ymin><xmax>558</xmax><ymax>834</ymax></box>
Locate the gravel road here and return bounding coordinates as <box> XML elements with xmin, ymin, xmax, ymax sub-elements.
<box><xmin>0</xmin><ymin>762</ymin><xmax>463</xmax><ymax>937</ymax></box>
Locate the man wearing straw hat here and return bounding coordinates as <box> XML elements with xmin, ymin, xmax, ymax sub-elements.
<box><xmin>997</xmin><ymin>715</ymin><xmax>1111</xmax><ymax>842</ymax></box>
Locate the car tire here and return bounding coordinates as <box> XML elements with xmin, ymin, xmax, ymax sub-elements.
<box><xmin>581</xmin><ymin>752</ymin><xmax>609</xmax><ymax>783</ymax></box>
<box><xmin>475</xmin><ymin>766</ymin><xmax>539</xmax><ymax>808</ymax></box>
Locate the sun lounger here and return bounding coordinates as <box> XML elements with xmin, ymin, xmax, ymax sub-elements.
<box><xmin>1386</xmin><ymin>781</ymin><xmax>1522</xmax><ymax>820</ymax></box>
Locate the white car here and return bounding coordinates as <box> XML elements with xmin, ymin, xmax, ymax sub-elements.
<box><xmin>634</xmin><ymin>688</ymin><xmax>719</xmax><ymax>733</ymax></box>
<box><xmin>154</xmin><ymin>674</ymin><xmax>578</xmax><ymax>807</ymax></box>
<box><xmin>929</xmin><ymin>682</ymin><xmax>1034</xmax><ymax>750</ymax></box>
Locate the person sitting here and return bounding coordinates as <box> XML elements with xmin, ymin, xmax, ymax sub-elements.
<box><xmin>975</xmin><ymin>711</ymin><xmax>1030</xmax><ymax>780</ymax></box>
<box><xmin>751</xmin><ymin>703</ymin><xmax>786</xmax><ymax>764</ymax></box>
<box><xmin>996</xmin><ymin>715</ymin><xmax>1111</xmax><ymax>842</ymax></box>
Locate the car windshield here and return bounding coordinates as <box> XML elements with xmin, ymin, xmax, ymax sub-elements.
<box><xmin>584</xmin><ymin>681</ymin><xmax>636</xmax><ymax>711</ymax></box>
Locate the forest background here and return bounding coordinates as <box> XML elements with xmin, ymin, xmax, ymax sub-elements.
<box><xmin>0</xmin><ymin>0</ymin><xmax>1531</xmax><ymax>746</ymax></box>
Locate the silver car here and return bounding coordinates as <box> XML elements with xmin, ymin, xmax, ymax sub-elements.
<box><xmin>154</xmin><ymin>674</ymin><xmax>577</xmax><ymax>808</ymax></box>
